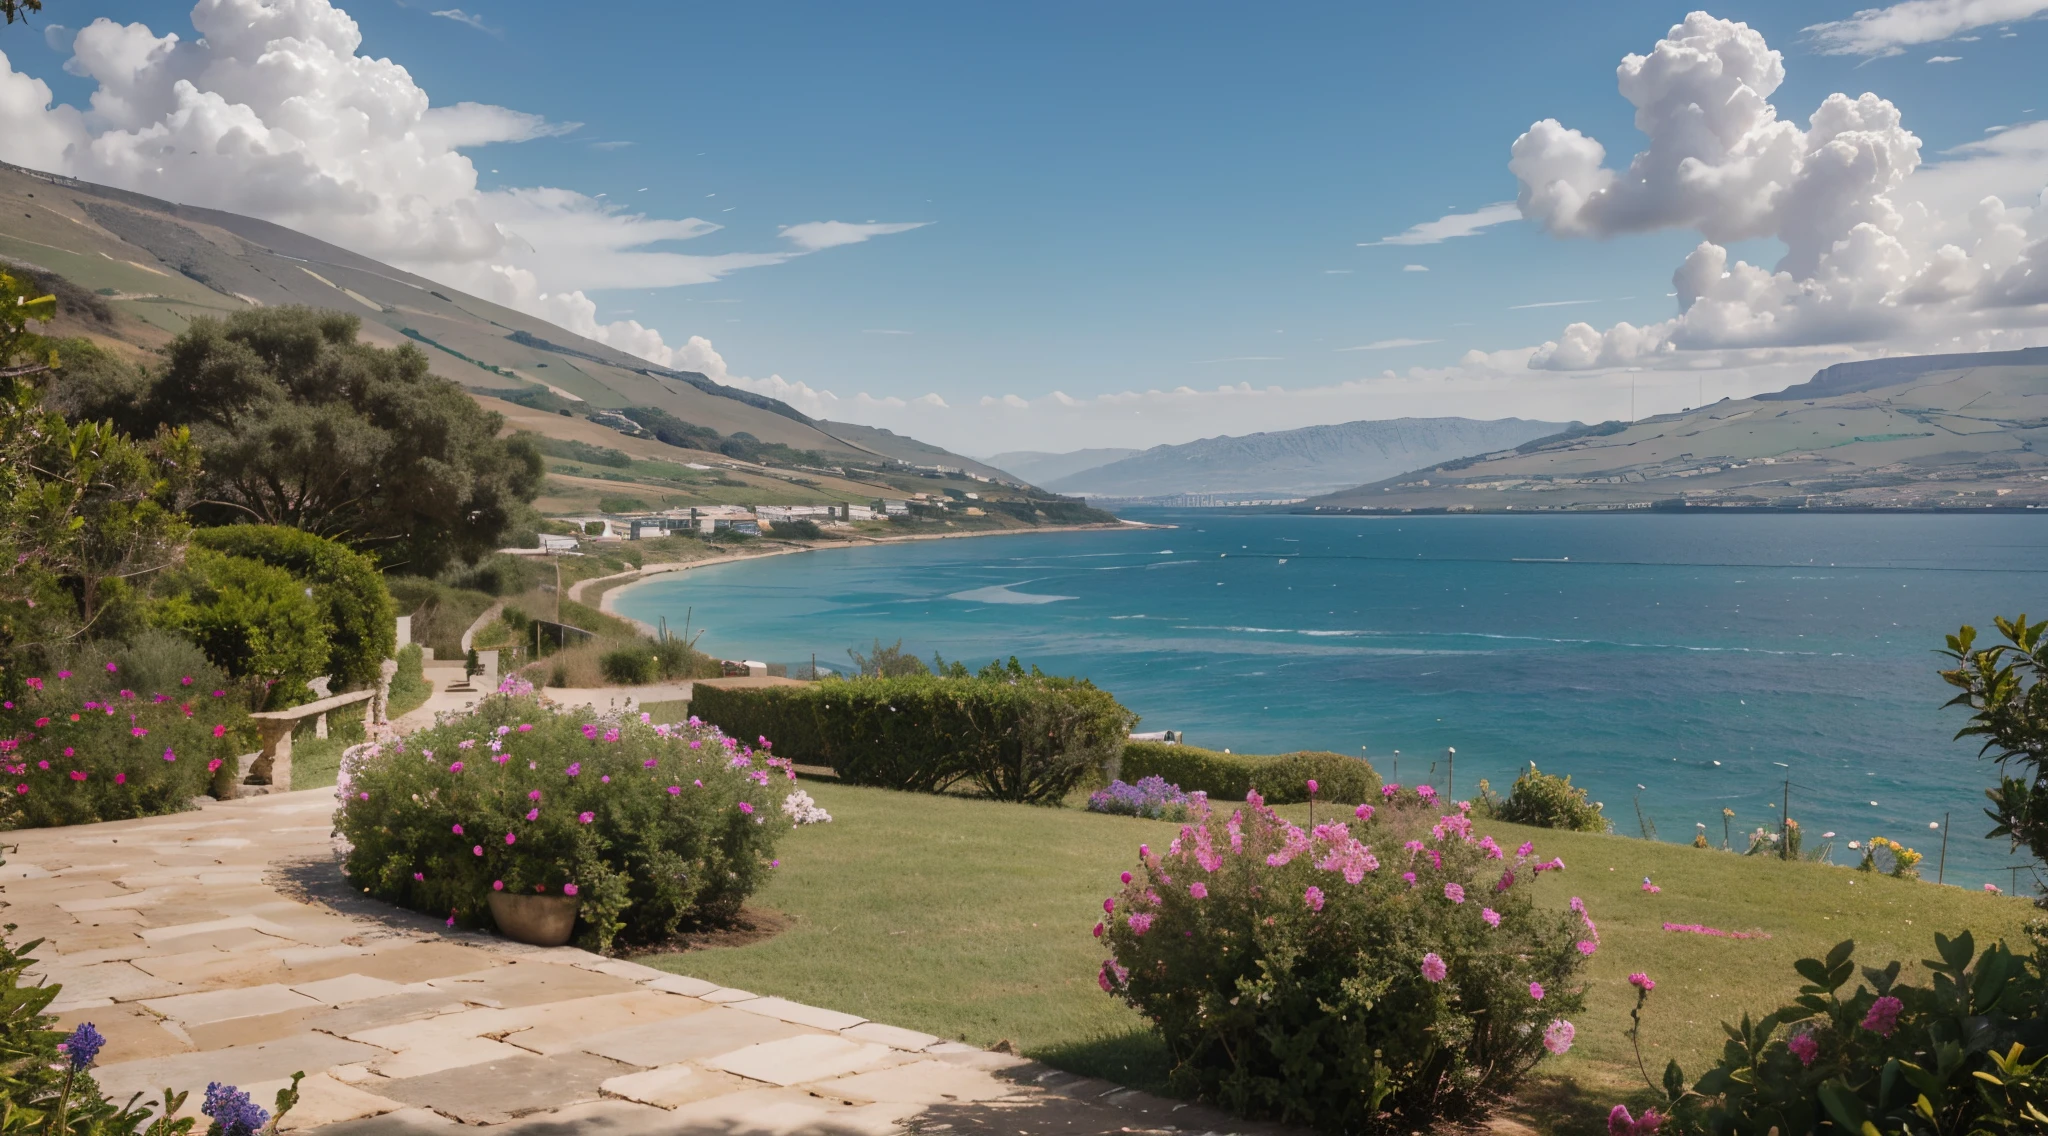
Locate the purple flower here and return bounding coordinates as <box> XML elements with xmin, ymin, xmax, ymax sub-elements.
<box><xmin>505</xmin><ymin>832</ymin><xmax>517</xmax><ymax>845</ymax></box>
<box><xmin>60</xmin><ymin>1022</ymin><xmax>105</xmax><ymax>1069</ymax></box>
<box><xmin>1787</xmin><ymin>1029</ymin><xmax>1819</xmax><ymax>1067</ymax></box>
<box><xmin>1444</xmin><ymin>882</ymin><xmax>1465</xmax><ymax>905</ymax></box>
<box><xmin>1529</xmin><ymin>982</ymin><xmax>1545</xmax><ymax>1000</ymax></box>
<box><xmin>1420</xmin><ymin>952</ymin><xmax>1447</xmax><ymax>983</ymax></box>
<box><xmin>1629</xmin><ymin>972</ymin><xmax>1656</xmax><ymax>993</ymax></box>
<box><xmin>473</xmin><ymin>845</ymin><xmax>483</xmax><ymax>856</ymax></box>
<box><xmin>566</xmin><ymin>762</ymin><xmax>582</xmax><ymax>777</ymax></box>
<box><xmin>1189</xmin><ymin>882</ymin><xmax>1208</xmax><ymax>899</ymax></box>
<box><xmin>667</xmin><ymin>785</ymin><xmax>681</xmax><ymax>795</ymax></box>
<box><xmin>1305</xmin><ymin>779</ymin><xmax>1318</xmax><ymax>795</ymax></box>
<box><xmin>452</xmin><ymin>824</ymin><xmax>464</xmax><ymax>835</ymax></box>
<box><xmin>1304</xmin><ymin>886</ymin><xmax>1325</xmax><ymax>912</ymax></box>
<box><xmin>449</xmin><ymin>761</ymin><xmax>464</xmax><ymax>773</ymax></box>
<box><xmin>738</xmin><ymin>802</ymin><xmax>755</xmax><ymax>815</ymax></box>
<box><xmin>1482</xmin><ymin>907</ymin><xmax>1502</xmax><ymax>927</ymax></box>
<box><xmin>1576</xmin><ymin>940</ymin><xmax>1598</xmax><ymax>956</ymax></box>
<box><xmin>1543</xmin><ymin>1019</ymin><xmax>1575</xmax><ymax>1055</ymax></box>
<box><xmin>1607</xmin><ymin>1104</ymin><xmax>1663</xmax><ymax>1136</ymax></box>
<box><xmin>1127</xmin><ymin>913</ymin><xmax>1153</xmax><ymax>935</ymax></box>
<box><xmin>493</xmin><ymin>879</ymin><xmax>505</xmax><ymax>891</ymax></box>
<box><xmin>526</xmin><ymin>809</ymin><xmax>539</xmax><ymax>821</ymax></box>
<box><xmin>564</xmin><ymin>883</ymin><xmax>580</xmax><ymax>896</ymax></box>
<box><xmin>202</xmin><ymin>1083</ymin><xmax>268</xmax><ymax>1136</ymax></box>
<box><xmin>579</xmin><ymin>811</ymin><xmax>594</xmax><ymax>824</ymax></box>
<box><xmin>1862</xmin><ymin>995</ymin><xmax>1903</xmax><ymax>1037</ymax></box>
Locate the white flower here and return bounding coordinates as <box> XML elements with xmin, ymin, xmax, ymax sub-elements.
<box><xmin>781</xmin><ymin>789</ymin><xmax>832</xmax><ymax>825</ymax></box>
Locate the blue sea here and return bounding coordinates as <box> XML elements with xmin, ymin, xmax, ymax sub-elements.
<box><xmin>615</xmin><ymin>512</ymin><xmax>2048</xmax><ymax>884</ymax></box>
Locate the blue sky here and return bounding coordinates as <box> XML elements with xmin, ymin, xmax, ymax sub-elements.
<box><xmin>3</xmin><ymin>1</ymin><xmax>2046</xmax><ymax>451</ymax></box>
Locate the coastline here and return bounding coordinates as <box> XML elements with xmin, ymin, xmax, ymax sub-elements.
<box><xmin>591</xmin><ymin>520</ymin><xmax>1154</xmax><ymax>634</ymax></box>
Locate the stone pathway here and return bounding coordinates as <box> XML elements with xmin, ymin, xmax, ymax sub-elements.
<box><xmin>2</xmin><ymin>790</ymin><xmax>1287</xmax><ymax>1136</ymax></box>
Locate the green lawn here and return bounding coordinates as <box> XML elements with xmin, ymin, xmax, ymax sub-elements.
<box><xmin>639</xmin><ymin>781</ymin><xmax>2038</xmax><ymax>1133</ymax></box>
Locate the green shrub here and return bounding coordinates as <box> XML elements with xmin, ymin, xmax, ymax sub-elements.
<box><xmin>441</xmin><ymin>552</ymin><xmax>539</xmax><ymax>597</ymax></box>
<box><xmin>599</xmin><ymin>645</ymin><xmax>658</xmax><ymax>685</ymax></box>
<box><xmin>1654</xmin><ymin>932</ymin><xmax>2048</xmax><ymax>1134</ymax></box>
<box><xmin>389</xmin><ymin>643</ymin><xmax>429</xmax><ymax>716</ymax></box>
<box><xmin>1480</xmin><ymin>763</ymin><xmax>1609</xmax><ymax>832</ymax></box>
<box><xmin>335</xmin><ymin>695</ymin><xmax>787</xmax><ymax>952</ymax></box>
<box><xmin>1119</xmin><ymin>742</ymin><xmax>1379</xmax><ymax>804</ymax></box>
<box><xmin>1</xmin><ymin>661</ymin><xmax>251</xmax><ymax>829</ymax></box>
<box><xmin>770</xmin><ymin>519</ymin><xmax>822</xmax><ymax>540</ymax></box>
<box><xmin>1101</xmin><ymin>793</ymin><xmax>1591</xmax><ymax>1131</ymax></box>
<box><xmin>691</xmin><ymin>662</ymin><xmax>1135</xmax><ymax>804</ymax></box>
<box><xmin>386</xmin><ymin>577</ymin><xmax>495</xmax><ymax>659</ymax></box>
<box><xmin>149</xmin><ymin>549</ymin><xmax>331</xmax><ymax>709</ymax></box>
<box><xmin>190</xmin><ymin>525</ymin><xmax>395</xmax><ymax>690</ymax></box>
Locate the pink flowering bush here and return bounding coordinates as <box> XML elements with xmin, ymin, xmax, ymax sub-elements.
<box><xmin>1652</xmin><ymin>932</ymin><xmax>2048</xmax><ymax>1133</ymax></box>
<box><xmin>336</xmin><ymin>694</ymin><xmax>788</xmax><ymax>953</ymax></box>
<box><xmin>1097</xmin><ymin>791</ymin><xmax>1589</xmax><ymax>1131</ymax></box>
<box><xmin>0</xmin><ymin>662</ymin><xmax>250</xmax><ymax>829</ymax></box>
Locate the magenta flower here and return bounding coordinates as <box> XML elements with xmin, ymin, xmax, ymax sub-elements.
<box><xmin>1420</xmin><ymin>952</ymin><xmax>1447</xmax><ymax>983</ymax></box>
<box><xmin>452</xmin><ymin>823</ymin><xmax>464</xmax><ymax>835</ymax></box>
<box><xmin>1092</xmin><ymin>922</ymin><xmax>1104</xmax><ymax>938</ymax></box>
<box><xmin>131</xmin><ymin>727</ymin><xmax>148</xmax><ymax>738</ymax></box>
<box><xmin>161</xmin><ymin>748</ymin><xmax>176</xmax><ymax>762</ymax></box>
<box><xmin>1529</xmin><ymin>982</ymin><xmax>1545</xmax><ymax>1000</ymax></box>
<box><xmin>1482</xmin><ymin>907</ymin><xmax>1502</xmax><ymax>927</ymax></box>
<box><xmin>519</xmin><ymin>723</ymin><xmax>533</xmax><ymax>732</ymax></box>
<box><xmin>1629</xmin><ymin>972</ymin><xmax>1656</xmax><ymax>993</ymax></box>
<box><xmin>1120</xmin><ymin>871</ymin><xmax>1132</xmax><ymax>884</ymax></box>
<box><xmin>1304</xmin><ymin>886</ymin><xmax>1325</xmax><ymax>912</ymax></box>
<box><xmin>1543</xmin><ymin>1019</ymin><xmax>1575</xmax><ymax>1055</ymax></box>
<box><xmin>526</xmin><ymin>808</ymin><xmax>539</xmax><ymax>821</ymax></box>
<box><xmin>1607</xmin><ymin>1104</ymin><xmax>1663</xmax><ymax>1135</ymax></box>
<box><xmin>105</xmin><ymin>662</ymin><xmax>117</xmax><ymax>673</ymax></box>
<box><xmin>505</xmin><ymin>832</ymin><xmax>517</xmax><ymax>845</ymax></box>
<box><xmin>493</xmin><ymin>879</ymin><xmax>504</xmax><ymax>891</ymax></box>
<box><xmin>578</xmin><ymin>811</ymin><xmax>594</xmax><ymax>824</ymax></box>
<box><xmin>667</xmin><ymin>785</ymin><xmax>681</xmax><ymax>795</ymax></box>
<box><xmin>528</xmin><ymin>790</ymin><xmax>542</xmax><ymax>801</ymax></box>
<box><xmin>472</xmin><ymin>845</ymin><xmax>483</xmax><ymax>856</ymax></box>
<box><xmin>449</xmin><ymin>761</ymin><xmax>464</xmax><ymax>773</ymax></box>
<box><xmin>738</xmin><ymin>801</ymin><xmax>755</xmax><ymax>815</ymax></box>
<box><xmin>603</xmin><ymin>728</ymin><xmax>620</xmax><ymax>743</ymax></box>
<box><xmin>1415</xmin><ymin>785</ymin><xmax>1436</xmax><ymax>802</ymax></box>
<box><xmin>1189</xmin><ymin>882</ymin><xmax>1208</xmax><ymax>899</ymax></box>
<box><xmin>68</xmin><ymin>770</ymin><xmax>86</xmax><ymax>781</ymax></box>
<box><xmin>1381</xmin><ymin>784</ymin><xmax>1400</xmax><ymax>800</ymax></box>
<box><xmin>1401</xmin><ymin>871</ymin><xmax>1417</xmax><ymax>886</ymax></box>
<box><xmin>1354</xmin><ymin>803</ymin><xmax>1374</xmax><ymax>821</ymax></box>
<box><xmin>1444</xmin><ymin>882</ymin><xmax>1465</xmax><ymax>905</ymax></box>
<box><xmin>1787</xmin><ymin>1029</ymin><xmax>1819</xmax><ymax>1067</ymax></box>
<box><xmin>566</xmin><ymin>763</ymin><xmax>582</xmax><ymax>777</ymax></box>
<box><xmin>1862</xmin><ymin>995</ymin><xmax>1903</xmax><ymax>1037</ymax></box>
<box><xmin>564</xmin><ymin>883</ymin><xmax>580</xmax><ymax>896</ymax></box>
<box><xmin>412</xmin><ymin>872</ymin><xmax>424</xmax><ymax>882</ymax></box>
<box><xmin>1305</xmin><ymin>779</ymin><xmax>1318</xmax><ymax>795</ymax></box>
<box><xmin>1127</xmin><ymin>913</ymin><xmax>1153</xmax><ymax>935</ymax></box>
<box><xmin>1576</xmin><ymin>940</ymin><xmax>1597</xmax><ymax>956</ymax></box>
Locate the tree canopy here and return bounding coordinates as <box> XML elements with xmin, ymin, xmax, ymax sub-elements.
<box><xmin>72</xmin><ymin>308</ymin><xmax>543</xmax><ymax>574</ymax></box>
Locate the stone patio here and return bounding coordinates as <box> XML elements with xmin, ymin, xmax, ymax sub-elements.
<box><xmin>2</xmin><ymin>789</ymin><xmax>1290</xmax><ymax>1136</ymax></box>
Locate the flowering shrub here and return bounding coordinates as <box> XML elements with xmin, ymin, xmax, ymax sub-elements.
<box><xmin>781</xmin><ymin>788</ymin><xmax>832</xmax><ymax>824</ymax></box>
<box><xmin>0</xmin><ymin>665</ymin><xmax>251</xmax><ymax>830</ymax></box>
<box><xmin>1854</xmin><ymin>835</ymin><xmax>1923</xmax><ymax>878</ymax></box>
<box><xmin>1651</xmin><ymin>932</ymin><xmax>2048</xmax><ymax>1133</ymax></box>
<box><xmin>1087</xmin><ymin>776</ymin><xmax>1200</xmax><ymax>820</ymax></box>
<box><xmin>336</xmin><ymin>695</ymin><xmax>786</xmax><ymax>953</ymax></box>
<box><xmin>1097</xmin><ymin>790</ymin><xmax>1591</xmax><ymax>1131</ymax></box>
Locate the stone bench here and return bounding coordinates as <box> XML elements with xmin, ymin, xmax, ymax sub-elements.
<box><xmin>239</xmin><ymin>689</ymin><xmax>375</xmax><ymax>794</ymax></box>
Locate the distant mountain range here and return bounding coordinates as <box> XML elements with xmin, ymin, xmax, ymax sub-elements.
<box><xmin>1306</xmin><ymin>348</ymin><xmax>2048</xmax><ymax>512</ymax></box>
<box><xmin>1006</xmin><ymin>418</ymin><xmax>1567</xmax><ymax>499</ymax></box>
<box><xmin>985</xmin><ymin>449</ymin><xmax>1142</xmax><ymax>486</ymax></box>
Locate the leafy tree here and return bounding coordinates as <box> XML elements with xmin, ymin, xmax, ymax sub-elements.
<box><xmin>1941</xmin><ymin>615</ymin><xmax>2048</xmax><ymax>881</ymax></box>
<box><xmin>78</xmin><ymin>308</ymin><xmax>543</xmax><ymax>574</ymax></box>
<box><xmin>0</xmin><ymin>1</ymin><xmax>42</xmax><ymax>29</ymax></box>
<box><xmin>151</xmin><ymin>549</ymin><xmax>331</xmax><ymax>709</ymax></box>
<box><xmin>189</xmin><ymin>525</ymin><xmax>396</xmax><ymax>690</ymax></box>
<box><xmin>847</xmin><ymin>638</ymin><xmax>929</xmax><ymax>677</ymax></box>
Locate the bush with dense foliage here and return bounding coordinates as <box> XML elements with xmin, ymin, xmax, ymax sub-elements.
<box><xmin>1651</xmin><ymin>931</ymin><xmax>2048</xmax><ymax>1134</ymax></box>
<box><xmin>0</xmin><ymin>658</ymin><xmax>251</xmax><ymax>829</ymax></box>
<box><xmin>149</xmin><ymin>550</ymin><xmax>330</xmax><ymax>710</ymax></box>
<box><xmin>335</xmin><ymin>695</ymin><xmax>788</xmax><ymax>952</ymax></box>
<box><xmin>690</xmin><ymin>659</ymin><xmax>1136</xmax><ymax>804</ymax></box>
<box><xmin>63</xmin><ymin>307</ymin><xmax>544</xmax><ymax>574</ymax></box>
<box><xmin>1119</xmin><ymin>742</ymin><xmax>1380</xmax><ymax>805</ymax></box>
<box><xmin>1099</xmin><ymin>791</ymin><xmax>1592</xmax><ymax>1131</ymax></box>
<box><xmin>190</xmin><ymin>525</ymin><xmax>394</xmax><ymax>690</ymax></box>
<box><xmin>1941</xmin><ymin>615</ymin><xmax>2048</xmax><ymax>883</ymax></box>
<box><xmin>1475</xmin><ymin>763</ymin><xmax>1610</xmax><ymax>832</ymax></box>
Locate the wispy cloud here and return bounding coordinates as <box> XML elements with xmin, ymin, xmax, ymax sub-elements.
<box><xmin>1323</xmin><ymin>268</ymin><xmax>1354</xmax><ymax>274</ymax></box>
<box><xmin>1509</xmin><ymin>298</ymin><xmax>1602</xmax><ymax>310</ymax></box>
<box><xmin>1805</xmin><ymin>0</ymin><xmax>2048</xmax><ymax>56</ymax></box>
<box><xmin>590</xmin><ymin>140</ymin><xmax>634</xmax><ymax>151</ymax></box>
<box><xmin>1928</xmin><ymin>54</ymin><xmax>1963</xmax><ymax>61</ymax></box>
<box><xmin>1192</xmin><ymin>356</ymin><xmax>1285</xmax><ymax>363</ymax></box>
<box><xmin>431</xmin><ymin>8</ymin><xmax>494</xmax><ymax>32</ymax></box>
<box><xmin>1360</xmin><ymin>201</ymin><xmax>1519</xmax><ymax>246</ymax></box>
<box><xmin>1337</xmin><ymin>338</ymin><xmax>1440</xmax><ymax>351</ymax></box>
<box><xmin>1402</xmin><ymin>264</ymin><xmax>1429</xmax><ymax>272</ymax></box>
<box><xmin>778</xmin><ymin>220</ymin><xmax>930</xmax><ymax>251</ymax></box>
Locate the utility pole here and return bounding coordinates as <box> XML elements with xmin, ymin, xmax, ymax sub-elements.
<box><xmin>1937</xmin><ymin>812</ymin><xmax>1950</xmax><ymax>885</ymax></box>
<box><xmin>1780</xmin><ymin>776</ymin><xmax>1791</xmax><ymax>861</ymax></box>
<box><xmin>553</xmin><ymin>552</ymin><xmax>562</xmax><ymax>624</ymax></box>
<box><xmin>1446</xmin><ymin>747</ymin><xmax>1455</xmax><ymax>801</ymax></box>
<box><xmin>1391</xmin><ymin>750</ymin><xmax>1399</xmax><ymax>783</ymax></box>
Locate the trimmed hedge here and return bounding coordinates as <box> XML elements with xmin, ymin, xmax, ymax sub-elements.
<box><xmin>1119</xmin><ymin>742</ymin><xmax>1380</xmax><ymax>804</ymax></box>
<box><xmin>690</xmin><ymin>667</ymin><xmax>1135</xmax><ymax>804</ymax></box>
<box><xmin>191</xmin><ymin>525</ymin><xmax>396</xmax><ymax>690</ymax></box>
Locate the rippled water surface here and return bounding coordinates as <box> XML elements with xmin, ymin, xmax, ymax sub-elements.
<box><xmin>617</xmin><ymin>512</ymin><xmax>2048</xmax><ymax>882</ymax></box>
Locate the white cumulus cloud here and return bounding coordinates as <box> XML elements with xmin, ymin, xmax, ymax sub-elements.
<box><xmin>0</xmin><ymin>0</ymin><xmax>925</xmax><ymax>387</ymax></box>
<box><xmin>1502</xmin><ymin>11</ymin><xmax>2048</xmax><ymax>371</ymax></box>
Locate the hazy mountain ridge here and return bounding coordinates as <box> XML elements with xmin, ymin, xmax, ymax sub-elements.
<box><xmin>1306</xmin><ymin>351</ymin><xmax>2048</xmax><ymax>512</ymax></box>
<box><xmin>1047</xmin><ymin>418</ymin><xmax>1568</xmax><ymax>498</ymax></box>
<box><xmin>985</xmin><ymin>448</ymin><xmax>1142</xmax><ymax>485</ymax></box>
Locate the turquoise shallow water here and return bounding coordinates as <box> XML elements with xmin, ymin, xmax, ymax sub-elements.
<box><xmin>616</xmin><ymin>512</ymin><xmax>2048</xmax><ymax>883</ymax></box>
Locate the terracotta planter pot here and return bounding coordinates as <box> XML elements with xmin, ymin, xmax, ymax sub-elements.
<box><xmin>487</xmin><ymin>892</ymin><xmax>581</xmax><ymax>947</ymax></box>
